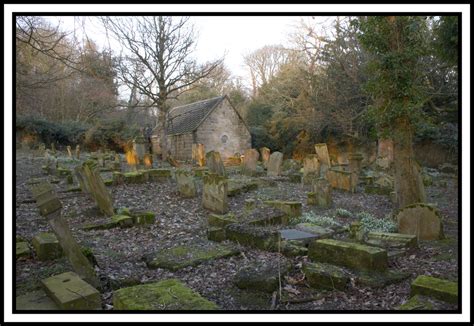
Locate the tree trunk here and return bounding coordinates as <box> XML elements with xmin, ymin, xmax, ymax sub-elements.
<box><xmin>158</xmin><ymin>103</ymin><xmax>168</xmax><ymax>161</ymax></box>
<box><xmin>393</xmin><ymin>118</ymin><xmax>426</xmax><ymax>209</ymax></box>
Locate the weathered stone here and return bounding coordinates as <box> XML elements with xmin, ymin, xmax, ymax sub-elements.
<box><xmin>243</xmin><ymin>206</ymin><xmax>288</xmax><ymax>226</ymax></box>
<box><xmin>144</xmin><ymin>242</ymin><xmax>239</xmax><ymax>271</ymax></box>
<box><xmin>410</xmin><ymin>275</ymin><xmax>458</xmax><ymax>304</ymax></box>
<box><xmin>315</xmin><ymin>143</ymin><xmax>331</xmax><ymax>167</ymax></box>
<box><xmin>208</xmin><ymin>213</ymin><xmax>237</xmax><ymax>227</ymax></box>
<box><xmin>227</xmin><ymin>179</ymin><xmax>259</xmax><ymax>197</ymax></box>
<box><xmin>267</xmin><ymin>152</ymin><xmax>283</xmax><ymax>177</ymax></box>
<box><xmin>225</xmin><ymin>223</ymin><xmax>280</xmax><ymax>251</ymax></box>
<box><xmin>176</xmin><ymin>169</ymin><xmax>197</xmax><ymax>198</ymax></box>
<box><xmin>308</xmin><ymin>239</ymin><xmax>388</xmax><ymax>272</ymax></box>
<box><xmin>131</xmin><ymin>211</ymin><xmax>156</xmax><ymax>225</ymax></box>
<box><xmin>192</xmin><ymin>167</ymin><xmax>209</xmax><ymax>177</ymax></box>
<box><xmin>396</xmin><ymin>203</ymin><xmax>444</xmax><ymax>240</ymax></box>
<box><xmin>234</xmin><ymin>260</ymin><xmax>291</xmax><ymax>293</ymax></box>
<box><xmin>206</xmin><ymin>151</ymin><xmax>226</xmax><ymax>176</ymax></box>
<box><xmin>348</xmin><ymin>153</ymin><xmax>363</xmax><ymax>173</ymax></box>
<box><xmin>16</xmin><ymin>290</ymin><xmax>60</xmax><ymax>310</ymax></box>
<box><xmin>281</xmin><ymin>241</ymin><xmax>308</xmax><ymax>257</ymax></box>
<box><xmin>279</xmin><ymin>229</ymin><xmax>318</xmax><ymax>246</ymax></box>
<box><xmin>303</xmin><ymin>154</ymin><xmax>320</xmax><ymax>185</ymax></box>
<box><xmin>326</xmin><ymin>168</ymin><xmax>358</xmax><ymax>192</ymax></box>
<box><xmin>41</xmin><ymin>271</ymin><xmax>101</xmax><ymax>310</ymax></box>
<box><xmin>260</xmin><ymin>147</ymin><xmax>271</xmax><ymax>169</ymax></box>
<box><xmin>312</xmin><ymin>178</ymin><xmax>333</xmax><ymax>207</ymax></box>
<box><xmin>30</xmin><ymin>182</ymin><xmax>62</xmax><ymax>216</ymax></box>
<box><xmin>207</xmin><ymin>227</ymin><xmax>226</xmax><ymax>242</ymax></box>
<box><xmin>263</xmin><ymin>200</ymin><xmax>302</xmax><ymax>220</ymax></box>
<box><xmin>241</xmin><ymin>148</ymin><xmax>260</xmax><ymax>176</ymax></box>
<box><xmin>113</xmin><ymin>279</ymin><xmax>218</xmax><ymax>310</ymax></box>
<box><xmin>32</xmin><ymin>232</ymin><xmax>63</xmax><ymax>261</ymax></box>
<box><xmin>366</xmin><ymin>232</ymin><xmax>418</xmax><ymax>249</ymax></box>
<box><xmin>82</xmin><ymin>215</ymin><xmax>134</xmax><ymax>231</ymax></box>
<box><xmin>355</xmin><ymin>270</ymin><xmax>411</xmax><ymax>288</ymax></box>
<box><xmin>303</xmin><ymin>262</ymin><xmax>349</xmax><ymax>291</ymax></box>
<box><xmin>295</xmin><ymin>223</ymin><xmax>335</xmax><ymax>239</ymax></box>
<box><xmin>75</xmin><ymin>145</ymin><xmax>80</xmax><ymax>160</ymax></box>
<box><xmin>307</xmin><ymin>192</ymin><xmax>317</xmax><ymax>205</ymax></box>
<box><xmin>123</xmin><ymin>171</ymin><xmax>147</xmax><ymax>184</ymax></box>
<box><xmin>147</xmin><ymin>168</ymin><xmax>172</xmax><ymax>182</ymax></box>
<box><xmin>133</xmin><ymin>140</ymin><xmax>146</xmax><ymax>162</ymax></box>
<box><xmin>16</xmin><ymin>242</ymin><xmax>31</xmax><ymax>259</ymax></box>
<box><xmin>202</xmin><ymin>173</ymin><xmax>229</xmax><ymax>214</ymax></box>
<box><xmin>397</xmin><ymin>295</ymin><xmax>434</xmax><ymax>310</ymax></box>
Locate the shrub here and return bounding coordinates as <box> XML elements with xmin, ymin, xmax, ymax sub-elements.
<box><xmin>356</xmin><ymin>211</ymin><xmax>397</xmax><ymax>233</ymax></box>
<box><xmin>335</xmin><ymin>208</ymin><xmax>353</xmax><ymax>218</ymax></box>
<box><xmin>294</xmin><ymin>212</ymin><xmax>342</xmax><ymax>228</ymax></box>
<box><xmin>83</xmin><ymin>118</ymin><xmax>142</xmax><ymax>151</ymax></box>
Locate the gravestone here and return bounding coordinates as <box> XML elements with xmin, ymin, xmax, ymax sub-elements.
<box><xmin>66</xmin><ymin>146</ymin><xmax>72</xmax><ymax>158</ymax></box>
<box><xmin>312</xmin><ymin>178</ymin><xmax>332</xmax><ymax>207</ymax></box>
<box><xmin>326</xmin><ymin>168</ymin><xmax>358</xmax><ymax>193</ymax></box>
<box><xmin>241</xmin><ymin>148</ymin><xmax>260</xmax><ymax>176</ymax></box>
<box><xmin>75</xmin><ymin>162</ymin><xmax>115</xmax><ymax>216</ymax></box>
<box><xmin>279</xmin><ymin>229</ymin><xmax>319</xmax><ymax>246</ymax></box>
<box><xmin>133</xmin><ymin>139</ymin><xmax>146</xmax><ymax>163</ymax></box>
<box><xmin>348</xmin><ymin>152</ymin><xmax>363</xmax><ymax>173</ymax></box>
<box><xmin>315</xmin><ymin>143</ymin><xmax>331</xmax><ymax>167</ymax></box>
<box><xmin>175</xmin><ymin>169</ymin><xmax>197</xmax><ymax>198</ymax></box>
<box><xmin>205</xmin><ymin>151</ymin><xmax>226</xmax><ymax>177</ymax></box>
<box><xmin>30</xmin><ymin>182</ymin><xmax>100</xmax><ymax>288</ymax></box>
<box><xmin>303</xmin><ymin>154</ymin><xmax>320</xmax><ymax>185</ymax></box>
<box><xmin>202</xmin><ymin>173</ymin><xmax>229</xmax><ymax>214</ymax></box>
<box><xmin>260</xmin><ymin>147</ymin><xmax>271</xmax><ymax>169</ymax></box>
<box><xmin>75</xmin><ymin>145</ymin><xmax>80</xmax><ymax>160</ymax></box>
<box><xmin>267</xmin><ymin>152</ymin><xmax>283</xmax><ymax>177</ymax></box>
<box><xmin>396</xmin><ymin>203</ymin><xmax>444</xmax><ymax>240</ymax></box>
<box><xmin>196</xmin><ymin>144</ymin><xmax>206</xmax><ymax>167</ymax></box>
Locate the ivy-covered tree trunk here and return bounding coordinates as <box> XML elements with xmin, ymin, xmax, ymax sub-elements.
<box><xmin>393</xmin><ymin>118</ymin><xmax>426</xmax><ymax>208</ymax></box>
<box><xmin>158</xmin><ymin>107</ymin><xmax>168</xmax><ymax>161</ymax></box>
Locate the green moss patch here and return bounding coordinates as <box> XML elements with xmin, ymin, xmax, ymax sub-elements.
<box><xmin>208</xmin><ymin>213</ymin><xmax>237</xmax><ymax>227</ymax></box>
<box><xmin>411</xmin><ymin>275</ymin><xmax>458</xmax><ymax>304</ymax></box>
<box><xmin>234</xmin><ymin>260</ymin><xmax>291</xmax><ymax>293</ymax></box>
<box><xmin>32</xmin><ymin>232</ymin><xmax>63</xmax><ymax>261</ymax></box>
<box><xmin>355</xmin><ymin>270</ymin><xmax>411</xmax><ymax>288</ymax></box>
<box><xmin>397</xmin><ymin>295</ymin><xmax>435</xmax><ymax>310</ymax></box>
<box><xmin>303</xmin><ymin>262</ymin><xmax>349</xmax><ymax>291</ymax></box>
<box><xmin>225</xmin><ymin>223</ymin><xmax>281</xmax><ymax>251</ymax></box>
<box><xmin>16</xmin><ymin>242</ymin><xmax>31</xmax><ymax>260</ymax></box>
<box><xmin>113</xmin><ymin>279</ymin><xmax>218</xmax><ymax>310</ymax></box>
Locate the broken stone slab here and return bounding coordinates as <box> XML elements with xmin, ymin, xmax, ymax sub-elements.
<box><xmin>355</xmin><ymin>269</ymin><xmax>411</xmax><ymax>288</ymax></box>
<box><xmin>366</xmin><ymin>232</ymin><xmax>418</xmax><ymax>249</ymax></box>
<box><xmin>267</xmin><ymin>152</ymin><xmax>283</xmax><ymax>177</ymax></box>
<box><xmin>263</xmin><ymin>200</ymin><xmax>302</xmax><ymax>220</ymax></box>
<box><xmin>82</xmin><ymin>215</ymin><xmax>134</xmax><ymax>231</ymax></box>
<box><xmin>396</xmin><ymin>295</ymin><xmax>435</xmax><ymax>310</ymax></box>
<box><xmin>32</xmin><ymin>232</ymin><xmax>63</xmax><ymax>261</ymax></box>
<box><xmin>16</xmin><ymin>242</ymin><xmax>31</xmax><ymax>260</ymax></box>
<box><xmin>16</xmin><ymin>289</ymin><xmax>60</xmax><ymax>310</ymax></box>
<box><xmin>294</xmin><ymin>223</ymin><xmax>335</xmax><ymax>239</ymax></box>
<box><xmin>243</xmin><ymin>207</ymin><xmax>288</xmax><ymax>226</ymax></box>
<box><xmin>309</xmin><ymin>239</ymin><xmax>388</xmax><ymax>272</ymax></box>
<box><xmin>303</xmin><ymin>262</ymin><xmax>349</xmax><ymax>291</ymax></box>
<box><xmin>206</xmin><ymin>151</ymin><xmax>226</xmax><ymax>177</ymax></box>
<box><xmin>202</xmin><ymin>173</ymin><xmax>229</xmax><ymax>214</ymax></box>
<box><xmin>225</xmin><ymin>223</ymin><xmax>281</xmax><ymax>251</ymax></box>
<box><xmin>234</xmin><ymin>260</ymin><xmax>292</xmax><ymax>293</ymax></box>
<box><xmin>410</xmin><ymin>275</ymin><xmax>458</xmax><ymax>304</ymax></box>
<box><xmin>208</xmin><ymin>213</ymin><xmax>237</xmax><ymax>227</ymax></box>
<box><xmin>113</xmin><ymin>279</ymin><xmax>218</xmax><ymax>310</ymax></box>
<box><xmin>41</xmin><ymin>271</ymin><xmax>101</xmax><ymax>310</ymax></box>
<box><xmin>279</xmin><ymin>229</ymin><xmax>319</xmax><ymax>246</ymax></box>
<box><xmin>207</xmin><ymin>227</ymin><xmax>226</xmax><ymax>242</ymax></box>
<box><xmin>396</xmin><ymin>203</ymin><xmax>444</xmax><ymax>240</ymax></box>
<box><xmin>175</xmin><ymin>169</ymin><xmax>197</xmax><ymax>198</ymax></box>
<box><xmin>29</xmin><ymin>182</ymin><xmax>62</xmax><ymax>216</ymax></box>
<box><xmin>227</xmin><ymin>179</ymin><xmax>259</xmax><ymax>197</ymax></box>
<box><xmin>130</xmin><ymin>211</ymin><xmax>156</xmax><ymax>225</ymax></box>
<box><xmin>144</xmin><ymin>242</ymin><xmax>239</xmax><ymax>271</ymax></box>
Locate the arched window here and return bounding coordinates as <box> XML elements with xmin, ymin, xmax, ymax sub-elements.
<box><xmin>221</xmin><ymin>135</ymin><xmax>228</xmax><ymax>144</ymax></box>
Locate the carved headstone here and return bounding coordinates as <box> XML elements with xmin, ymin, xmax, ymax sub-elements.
<box><xmin>30</xmin><ymin>182</ymin><xmax>100</xmax><ymax>288</ymax></box>
<box><xmin>206</xmin><ymin>151</ymin><xmax>226</xmax><ymax>177</ymax></box>
<box><xmin>267</xmin><ymin>152</ymin><xmax>283</xmax><ymax>177</ymax></box>
<box><xmin>241</xmin><ymin>149</ymin><xmax>260</xmax><ymax>176</ymax></box>
<box><xmin>202</xmin><ymin>173</ymin><xmax>229</xmax><ymax>214</ymax></box>
<box><xmin>396</xmin><ymin>203</ymin><xmax>444</xmax><ymax>240</ymax></box>
<box><xmin>75</xmin><ymin>162</ymin><xmax>114</xmax><ymax>216</ymax></box>
<box><xmin>315</xmin><ymin>143</ymin><xmax>331</xmax><ymax>168</ymax></box>
<box><xmin>176</xmin><ymin>169</ymin><xmax>197</xmax><ymax>198</ymax></box>
<box><xmin>260</xmin><ymin>147</ymin><xmax>271</xmax><ymax>169</ymax></box>
<box><xmin>303</xmin><ymin>154</ymin><xmax>320</xmax><ymax>185</ymax></box>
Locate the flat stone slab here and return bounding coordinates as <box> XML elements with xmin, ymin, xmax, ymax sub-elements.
<box><xmin>32</xmin><ymin>232</ymin><xmax>63</xmax><ymax>261</ymax></box>
<box><xmin>82</xmin><ymin>215</ymin><xmax>134</xmax><ymax>231</ymax></box>
<box><xmin>16</xmin><ymin>242</ymin><xmax>31</xmax><ymax>260</ymax></box>
<box><xmin>397</xmin><ymin>295</ymin><xmax>439</xmax><ymax>310</ymax></box>
<box><xmin>16</xmin><ymin>290</ymin><xmax>60</xmax><ymax>310</ymax></box>
<box><xmin>243</xmin><ymin>206</ymin><xmax>288</xmax><ymax>226</ymax></box>
<box><xmin>208</xmin><ymin>213</ymin><xmax>237</xmax><ymax>227</ymax></box>
<box><xmin>309</xmin><ymin>239</ymin><xmax>388</xmax><ymax>272</ymax></box>
<box><xmin>410</xmin><ymin>275</ymin><xmax>458</xmax><ymax>304</ymax></box>
<box><xmin>279</xmin><ymin>229</ymin><xmax>319</xmax><ymax>245</ymax></box>
<box><xmin>225</xmin><ymin>223</ymin><xmax>280</xmax><ymax>251</ymax></box>
<box><xmin>144</xmin><ymin>242</ymin><xmax>240</xmax><ymax>271</ymax></box>
<box><xmin>303</xmin><ymin>262</ymin><xmax>349</xmax><ymax>291</ymax></box>
<box><xmin>228</xmin><ymin>179</ymin><xmax>259</xmax><ymax>197</ymax></box>
<box><xmin>113</xmin><ymin>279</ymin><xmax>218</xmax><ymax>310</ymax></box>
<box><xmin>367</xmin><ymin>232</ymin><xmax>417</xmax><ymax>249</ymax></box>
<box><xmin>295</xmin><ymin>223</ymin><xmax>335</xmax><ymax>238</ymax></box>
<box><xmin>263</xmin><ymin>200</ymin><xmax>302</xmax><ymax>218</ymax></box>
<box><xmin>355</xmin><ymin>270</ymin><xmax>411</xmax><ymax>288</ymax></box>
<box><xmin>234</xmin><ymin>260</ymin><xmax>291</xmax><ymax>293</ymax></box>
<box><xmin>41</xmin><ymin>271</ymin><xmax>101</xmax><ymax>310</ymax></box>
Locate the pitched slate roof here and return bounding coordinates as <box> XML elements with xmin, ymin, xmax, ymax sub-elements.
<box><xmin>167</xmin><ymin>96</ymin><xmax>225</xmax><ymax>135</ymax></box>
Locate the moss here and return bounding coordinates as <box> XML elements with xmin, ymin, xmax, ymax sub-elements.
<box><xmin>234</xmin><ymin>261</ymin><xmax>291</xmax><ymax>293</ymax></box>
<box><xmin>355</xmin><ymin>270</ymin><xmax>411</xmax><ymax>288</ymax></box>
<box><xmin>16</xmin><ymin>290</ymin><xmax>60</xmax><ymax>310</ymax></box>
<box><xmin>132</xmin><ymin>211</ymin><xmax>156</xmax><ymax>225</ymax></box>
<box><xmin>225</xmin><ymin>224</ymin><xmax>280</xmax><ymax>251</ymax></box>
<box><xmin>103</xmin><ymin>179</ymin><xmax>113</xmax><ymax>186</ymax></box>
<box><xmin>281</xmin><ymin>241</ymin><xmax>308</xmax><ymax>257</ymax></box>
<box><xmin>32</xmin><ymin>232</ymin><xmax>63</xmax><ymax>261</ymax></box>
<box><xmin>411</xmin><ymin>275</ymin><xmax>458</xmax><ymax>304</ymax></box>
<box><xmin>111</xmin><ymin>215</ymin><xmax>134</xmax><ymax>228</ymax></box>
<box><xmin>263</xmin><ymin>200</ymin><xmax>302</xmax><ymax>218</ymax></box>
<box><xmin>113</xmin><ymin>279</ymin><xmax>218</xmax><ymax>310</ymax></box>
<box><xmin>207</xmin><ymin>227</ymin><xmax>226</xmax><ymax>242</ymax></box>
<box><xmin>303</xmin><ymin>262</ymin><xmax>349</xmax><ymax>291</ymax></box>
<box><xmin>397</xmin><ymin>295</ymin><xmax>434</xmax><ymax>310</ymax></box>
<box><xmin>116</xmin><ymin>207</ymin><xmax>131</xmax><ymax>216</ymax></box>
<box><xmin>208</xmin><ymin>213</ymin><xmax>237</xmax><ymax>227</ymax></box>
<box><xmin>16</xmin><ymin>242</ymin><xmax>31</xmax><ymax>259</ymax></box>
<box><xmin>81</xmin><ymin>247</ymin><xmax>98</xmax><ymax>267</ymax></box>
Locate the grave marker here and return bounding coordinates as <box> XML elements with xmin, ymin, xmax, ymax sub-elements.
<box><xmin>202</xmin><ymin>173</ymin><xmax>229</xmax><ymax>214</ymax></box>
<box><xmin>205</xmin><ymin>151</ymin><xmax>226</xmax><ymax>177</ymax></box>
<box><xmin>175</xmin><ymin>169</ymin><xmax>197</xmax><ymax>198</ymax></box>
<box><xmin>267</xmin><ymin>152</ymin><xmax>283</xmax><ymax>177</ymax></box>
<box><xmin>241</xmin><ymin>148</ymin><xmax>259</xmax><ymax>176</ymax></box>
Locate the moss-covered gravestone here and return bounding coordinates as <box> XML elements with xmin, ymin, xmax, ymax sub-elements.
<box><xmin>267</xmin><ymin>152</ymin><xmax>283</xmax><ymax>177</ymax></box>
<box><xmin>303</xmin><ymin>262</ymin><xmax>349</xmax><ymax>291</ymax></box>
<box><xmin>205</xmin><ymin>151</ymin><xmax>226</xmax><ymax>177</ymax></box>
<box><xmin>32</xmin><ymin>232</ymin><xmax>63</xmax><ymax>261</ymax></box>
<box><xmin>225</xmin><ymin>223</ymin><xmax>281</xmax><ymax>251</ymax></box>
<box><xmin>75</xmin><ymin>162</ymin><xmax>114</xmax><ymax>216</ymax></box>
<box><xmin>302</xmin><ymin>154</ymin><xmax>320</xmax><ymax>185</ymax></box>
<box><xmin>396</xmin><ymin>203</ymin><xmax>444</xmax><ymax>240</ymax></box>
<box><xmin>260</xmin><ymin>147</ymin><xmax>271</xmax><ymax>169</ymax></box>
<box><xmin>241</xmin><ymin>148</ymin><xmax>260</xmax><ymax>176</ymax></box>
<box><xmin>113</xmin><ymin>279</ymin><xmax>218</xmax><ymax>310</ymax></box>
<box><xmin>16</xmin><ymin>242</ymin><xmax>31</xmax><ymax>260</ymax></box>
<box><xmin>176</xmin><ymin>169</ymin><xmax>197</xmax><ymax>198</ymax></box>
<box><xmin>311</xmin><ymin>178</ymin><xmax>332</xmax><ymax>208</ymax></box>
<box><xmin>410</xmin><ymin>275</ymin><xmax>458</xmax><ymax>304</ymax></box>
<box><xmin>202</xmin><ymin>173</ymin><xmax>229</xmax><ymax>214</ymax></box>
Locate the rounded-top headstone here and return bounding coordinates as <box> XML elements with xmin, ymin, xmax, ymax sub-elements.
<box><xmin>396</xmin><ymin>203</ymin><xmax>444</xmax><ymax>240</ymax></box>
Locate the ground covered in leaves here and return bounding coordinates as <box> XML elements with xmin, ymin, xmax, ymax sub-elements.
<box><xmin>15</xmin><ymin>150</ymin><xmax>460</xmax><ymax>311</ymax></box>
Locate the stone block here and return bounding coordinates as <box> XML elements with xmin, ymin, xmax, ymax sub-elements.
<box><xmin>308</xmin><ymin>239</ymin><xmax>388</xmax><ymax>272</ymax></box>
<box><xmin>32</xmin><ymin>232</ymin><xmax>63</xmax><ymax>261</ymax></box>
<box><xmin>208</xmin><ymin>213</ymin><xmax>237</xmax><ymax>227</ymax></box>
<box><xmin>147</xmin><ymin>168</ymin><xmax>172</xmax><ymax>182</ymax></box>
<box><xmin>303</xmin><ymin>262</ymin><xmax>349</xmax><ymax>291</ymax></box>
<box><xmin>355</xmin><ymin>270</ymin><xmax>411</xmax><ymax>288</ymax></box>
<box><xmin>241</xmin><ymin>148</ymin><xmax>260</xmax><ymax>176</ymax></box>
<box><xmin>207</xmin><ymin>227</ymin><xmax>226</xmax><ymax>242</ymax></box>
<box><xmin>302</xmin><ymin>154</ymin><xmax>320</xmax><ymax>185</ymax></box>
<box><xmin>396</xmin><ymin>203</ymin><xmax>444</xmax><ymax>240</ymax></box>
<box><xmin>410</xmin><ymin>275</ymin><xmax>458</xmax><ymax>304</ymax></box>
<box><xmin>279</xmin><ymin>229</ymin><xmax>319</xmax><ymax>246</ymax></box>
<box><xmin>113</xmin><ymin>279</ymin><xmax>218</xmax><ymax>310</ymax></box>
<box><xmin>227</xmin><ymin>179</ymin><xmax>259</xmax><ymax>197</ymax></box>
<box><xmin>315</xmin><ymin>143</ymin><xmax>331</xmax><ymax>167</ymax></box>
<box><xmin>175</xmin><ymin>169</ymin><xmax>197</xmax><ymax>198</ymax></box>
<box><xmin>234</xmin><ymin>260</ymin><xmax>291</xmax><ymax>293</ymax></box>
<box><xmin>366</xmin><ymin>232</ymin><xmax>418</xmax><ymax>249</ymax></box>
<box><xmin>206</xmin><ymin>151</ymin><xmax>226</xmax><ymax>177</ymax></box>
<box><xmin>281</xmin><ymin>241</ymin><xmax>308</xmax><ymax>257</ymax></box>
<box><xmin>260</xmin><ymin>147</ymin><xmax>271</xmax><ymax>169</ymax></box>
<box><xmin>41</xmin><ymin>271</ymin><xmax>101</xmax><ymax>310</ymax></box>
<box><xmin>16</xmin><ymin>290</ymin><xmax>60</xmax><ymax>310</ymax></box>
<box><xmin>326</xmin><ymin>168</ymin><xmax>358</xmax><ymax>192</ymax></box>
<box><xmin>267</xmin><ymin>152</ymin><xmax>283</xmax><ymax>176</ymax></box>
<box><xmin>263</xmin><ymin>200</ymin><xmax>302</xmax><ymax>219</ymax></box>
<box><xmin>202</xmin><ymin>173</ymin><xmax>229</xmax><ymax>214</ymax></box>
<box><xmin>312</xmin><ymin>178</ymin><xmax>332</xmax><ymax>208</ymax></box>
<box><xmin>16</xmin><ymin>242</ymin><xmax>31</xmax><ymax>259</ymax></box>
<box><xmin>225</xmin><ymin>223</ymin><xmax>280</xmax><ymax>251</ymax></box>
<box><xmin>295</xmin><ymin>223</ymin><xmax>335</xmax><ymax>239</ymax></box>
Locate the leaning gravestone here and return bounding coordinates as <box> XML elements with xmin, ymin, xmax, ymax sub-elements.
<box><xmin>75</xmin><ymin>162</ymin><xmax>115</xmax><ymax>216</ymax></box>
<box><xmin>30</xmin><ymin>182</ymin><xmax>100</xmax><ymax>288</ymax></box>
<box><xmin>396</xmin><ymin>203</ymin><xmax>444</xmax><ymax>240</ymax></box>
<box><xmin>260</xmin><ymin>147</ymin><xmax>271</xmax><ymax>169</ymax></box>
<box><xmin>241</xmin><ymin>148</ymin><xmax>260</xmax><ymax>176</ymax></box>
<box><xmin>202</xmin><ymin>173</ymin><xmax>229</xmax><ymax>214</ymax></box>
<box><xmin>206</xmin><ymin>151</ymin><xmax>226</xmax><ymax>177</ymax></box>
<box><xmin>267</xmin><ymin>152</ymin><xmax>283</xmax><ymax>177</ymax></box>
<box><xmin>303</xmin><ymin>154</ymin><xmax>320</xmax><ymax>185</ymax></box>
<box><xmin>315</xmin><ymin>143</ymin><xmax>331</xmax><ymax>168</ymax></box>
<box><xmin>175</xmin><ymin>169</ymin><xmax>197</xmax><ymax>198</ymax></box>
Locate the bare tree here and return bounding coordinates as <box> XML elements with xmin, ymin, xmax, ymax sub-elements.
<box><xmin>100</xmin><ymin>16</ymin><xmax>223</xmax><ymax>159</ymax></box>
